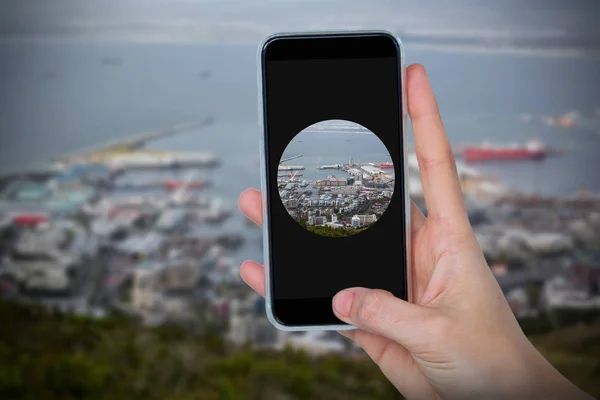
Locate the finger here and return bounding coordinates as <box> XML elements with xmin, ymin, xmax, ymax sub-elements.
<box><xmin>333</xmin><ymin>287</ymin><xmax>434</xmax><ymax>351</ymax></box>
<box><xmin>339</xmin><ymin>330</ymin><xmax>434</xmax><ymax>399</ymax></box>
<box><xmin>410</xmin><ymin>200</ymin><xmax>426</xmax><ymax>232</ymax></box>
<box><xmin>407</xmin><ymin>64</ymin><xmax>468</xmax><ymax>226</ymax></box>
<box><xmin>238</xmin><ymin>188</ymin><xmax>263</xmax><ymax>227</ymax></box>
<box><xmin>240</xmin><ymin>261</ymin><xmax>266</xmax><ymax>297</ymax></box>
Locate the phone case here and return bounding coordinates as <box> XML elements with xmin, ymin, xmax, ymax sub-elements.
<box><xmin>256</xmin><ymin>30</ymin><xmax>411</xmax><ymax>331</ymax></box>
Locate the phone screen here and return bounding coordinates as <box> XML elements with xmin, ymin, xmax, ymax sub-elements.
<box><xmin>261</xmin><ymin>34</ymin><xmax>407</xmax><ymax>326</ymax></box>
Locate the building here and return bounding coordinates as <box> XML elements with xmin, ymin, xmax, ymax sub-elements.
<box><xmin>331</xmin><ymin>214</ymin><xmax>338</xmax><ymax>223</ymax></box>
<box><xmin>0</xmin><ymin>224</ymin><xmax>81</xmax><ymax>293</ymax></box>
<box><xmin>276</xmin><ymin>331</ymin><xmax>347</xmax><ymax>356</ymax></box>
<box><xmin>157</xmin><ymin>261</ymin><xmax>202</xmax><ymax>295</ymax></box>
<box><xmin>505</xmin><ymin>287</ymin><xmax>530</xmax><ymax>318</ymax></box>
<box><xmin>1</xmin><ymin>180</ymin><xmax>51</xmax><ymax>202</ymax></box>
<box><xmin>325</xmin><ymin>222</ymin><xmax>344</xmax><ymax>229</ymax></box>
<box><xmin>352</xmin><ymin>214</ymin><xmax>377</xmax><ymax>225</ymax></box>
<box><xmin>154</xmin><ymin>209</ymin><xmax>188</xmax><ymax>232</ymax></box>
<box><xmin>308</xmin><ymin>216</ymin><xmax>326</xmax><ymax>226</ymax></box>
<box><xmin>287</xmin><ymin>199</ymin><xmax>299</xmax><ymax>209</ymax></box>
<box><xmin>570</xmin><ymin>250</ymin><xmax>600</xmax><ymax>296</ymax></box>
<box><xmin>23</xmin><ymin>268</ymin><xmax>71</xmax><ymax>293</ymax></box>
<box><xmin>351</xmin><ymin>215</ymin><xmax>361</xmax><ymax>228</ymax></box>
<box><xmin>116</xmin><ymin>233</ymin><xmax>165</xmax><ymax>259</ymax></box>
<box><xmin>131</xmin><ymin>268</ymin><xmax>157</xmax><ymax>310</ymax></box>
<box><xmin>313</xmin><ymin>175</ymin><xmax>348</xmax><ymax>187</ymax></box>
<box><xmin>363</xmin><ymin>214</ymin><xmax>377</xmax><ymax>224</ymax></box>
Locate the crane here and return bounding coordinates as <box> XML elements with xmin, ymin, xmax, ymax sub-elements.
<box><xmin>280</xmin><ymin>154</ymin><xmax>303</xmax><ymax>163</ymax></box>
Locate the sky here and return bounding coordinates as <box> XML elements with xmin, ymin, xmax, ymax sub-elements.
<box><xmin>0</xmin><ymin>0</ymin><xmax>599</xmax><ymax>45</ymax></box>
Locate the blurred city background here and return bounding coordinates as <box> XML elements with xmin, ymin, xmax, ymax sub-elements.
<box><xmin>0</xmin><ymin>1</ymin><xmax>599</xmax><ymax>399</ymax></box>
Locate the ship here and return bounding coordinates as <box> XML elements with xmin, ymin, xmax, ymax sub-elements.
<box><xmin>317</xmin><ymin>164</ymin><xmax>341</xmax><ymax>170</ymax></box>
<box><xmin>164</xmin><ymin>179</ymin><xmax>207</xmax><ymax>190</ymax></box>
<box><xmin>379</xmin><ymin>162</ymin><xmax>394</xmax><ymax>169</ymax></box>
<box><xmin>556</xmin><ymin>113</ymin><xmax>578</xmax><ymax>128</ymax></box>
<box><xmin>463</xmin><ymin>139</ymin><xmax>547</xmax><ymax>162</ymax></box>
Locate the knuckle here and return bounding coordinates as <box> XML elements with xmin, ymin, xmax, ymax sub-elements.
<box><xmin>417</xmin><ymin>148</ymin><xmax>455</xmax><ymax>174</ymax></box>
<box><xmin>418</xmin><ymin>153</ymin><xmax>447</xmax><ymax>172</ymax></box>
<box><xmin>356</xmin><ymin>290</ymin><xmax>385</xmax><ymax>324</ymax></box>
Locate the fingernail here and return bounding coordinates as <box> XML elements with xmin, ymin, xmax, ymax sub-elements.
<box><xmin>333</xmin><ymin>290</ymin><xmax>355</xmax><ymax>318</ymax></box>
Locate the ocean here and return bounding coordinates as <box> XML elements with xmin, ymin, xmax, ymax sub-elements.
<box><xmin>281</xmin><ymin>130</ymin><xmax>393</xmax><ymax>180</ymax></box>
<box><xmin>1</xmin><ymin>42</ymin><xmax>600</xmax><ymax>264</ymax></box>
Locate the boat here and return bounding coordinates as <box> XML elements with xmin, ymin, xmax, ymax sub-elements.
<box><xmin>164</xmin><ymin>179</ymin><xmax>207</xmax><ymax>190</ymax></box>
<box><xmin>317</xmin><ymin>164</ymin><xmax>341</xmax><ymax>170</ymax></box>
<box><xmin>463</xmin><ymin>139</ymin><xmax>547</xmax><ymax>162</ymax></box>
<box><xmin>556</xmin><ymin>113</ymin><xmax>578</xmax><ymax>128</ymax></box>
<box><xmin>198</xmin><ymin>71</ymin><xmax>211</xmax><ymax>79</ymax></box>
<box><xmin>379</xmin><ymin>162</ymin><xmax>394</xmax><ymax>169</ymax></box>
<box><xmin>13</xmin><ymin>214</ymin><xmax>48</xmax><ymax>226</ymax></box>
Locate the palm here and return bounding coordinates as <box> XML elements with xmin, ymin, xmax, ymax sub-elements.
<box><xmin>412</xmin><ymin>220</ymin><xmax>439</xmax><ymax>305</ymax></box>
<box><xmin>336</xmin><ymin>213</ymin><xmax>468</xmax><ymax>398</ymax></box>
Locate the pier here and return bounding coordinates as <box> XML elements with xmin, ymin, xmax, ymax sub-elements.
<box><xmin>54</xmin><ymin>118</ymin><xmax>214</xmax><ymax>165</ymax></box>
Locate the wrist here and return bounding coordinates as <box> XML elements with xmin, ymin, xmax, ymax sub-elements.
<box><xmin>515</xmin><ymin>342</ymin><xmax>592</xmax><ymax>400</ymax></box>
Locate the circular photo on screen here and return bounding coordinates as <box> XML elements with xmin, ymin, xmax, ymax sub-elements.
<box><xmin>278</xmin><ymin>119</ymin><xmax>395</xmax><ymax>237</ymax></box>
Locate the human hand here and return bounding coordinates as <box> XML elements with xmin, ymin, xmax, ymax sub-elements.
<box><xmin>238</xmin><ymin>64</ymin><xmax>592</xmax><ymax>400</ymax></box>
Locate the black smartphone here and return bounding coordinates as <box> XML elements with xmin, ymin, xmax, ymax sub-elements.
<box><xmin>257</xmin><ymin>31</ymin><xmax>410</xmax><ymax>330</ymax></box>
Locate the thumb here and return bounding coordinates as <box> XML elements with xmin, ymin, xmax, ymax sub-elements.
<box><xmin>333</xmin><ymin>287</ymin><xmax>436</xmax><ymax>350</ymax></box>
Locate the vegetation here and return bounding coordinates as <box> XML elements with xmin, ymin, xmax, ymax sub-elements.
<box><xmin>0</xmin><ymin>300</ymin><xmax>401</xmax><ymax>400</ymax></box>
<box><xmin>306</xmin><ymin>225</ymin><xmax>367</xmax><ymax>237</ymax></box>
<box><xmin>1</xmin><ymin>299</ymin><xmax>599</xmax><ymax>399</ymax></box>
<box><xmin>296</xmin><ymin>218</ymin><xmax>367</xmax><ymax>237</ymax></box>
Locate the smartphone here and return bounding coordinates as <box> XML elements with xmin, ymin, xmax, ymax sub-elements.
<box><xmin>257</xmin><ymin>31</ymin><xmax>410</xmax><ymax>330</ymax></box>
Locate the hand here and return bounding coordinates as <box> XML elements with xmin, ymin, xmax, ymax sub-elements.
<box><xmin>238</xmin><ymin>64</ymin><xmax>592</xmax><ymax>400</ymax></box>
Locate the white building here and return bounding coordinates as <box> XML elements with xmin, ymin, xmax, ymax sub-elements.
<box><xmin>360</xmin><ymin>165</ymin><xmax>384</xmax><ymax>176</ymax></box>
<box><xmin>357</xmin><ymin>214</ymin><xmax>377</xmax><ymax>224</ymax></box>
<box><xmin>351</xmin><ymin>215</ymin><xmax>361</xmax><ymax>228</ymax></box>
<box><xmin>131</xmin><ymin>268</ymin><xmax>157</xmax><ymax>310</ymax></box>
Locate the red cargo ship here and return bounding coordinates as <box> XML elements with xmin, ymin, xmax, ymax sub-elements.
<box><xmin>379</xmin><ymin>162</ymin><xmax>394</xmax><ymax>169</ymax></box>
<box><xmin>164</xmin><ymin>179</ymin><xmax>207</xmax><ymax>190</ymax></box>
<box><xmin>463</xmin><ymin>140</ymin><xmax>547</xmax><ymax>162</ymax></box>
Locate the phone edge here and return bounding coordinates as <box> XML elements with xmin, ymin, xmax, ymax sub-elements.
<box><xmin>256</xmin><ymin>29</ymin><xmax>410</xmax><ymax>331</ymax></box>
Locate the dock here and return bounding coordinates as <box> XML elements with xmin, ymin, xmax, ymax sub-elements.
<box><xmin>54</xmin><ymin>118</ymin><xmax>214</xmax><ymax>164</ymax></box>
<box><xmin>278</xmin><ymin>165</ymin><xmax>305</xmax><ymax>171</ymax></box>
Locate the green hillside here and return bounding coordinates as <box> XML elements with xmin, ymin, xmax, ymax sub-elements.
<box><xmin>1</xmin><ymin>300</ymin><xmax>599</xmax><ymax>400</ymax></box>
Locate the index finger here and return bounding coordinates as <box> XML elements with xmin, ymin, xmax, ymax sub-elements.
<box><xmin>407</xmin><ymin>64</ymin><xmax>468</xmax><ymax>226</ymax></box>
<box><xmin>238</xmin><ymin>188</ymin><xmax>263</xmax><ymax>226</ymax></box>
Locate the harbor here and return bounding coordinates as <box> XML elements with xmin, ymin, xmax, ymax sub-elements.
<box><xmin>278</xmin><ymin>156</ymin><xmax>395</xmax><ymax>234</ymax></box>
<box><xmin>0</xmin><ymin>120</ymin><xmax>250</xmax><ymax>329</ymax></box>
